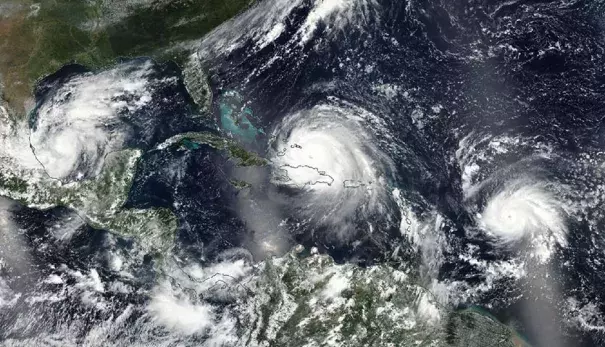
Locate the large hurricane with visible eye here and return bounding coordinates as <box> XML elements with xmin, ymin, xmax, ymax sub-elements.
<box><xmin>477</xmin><ymin>178</ymin><xmax>569</xmax><ymax>262</ymax></box>
<box><xmin>268</xmin><ymin>102</ymin><xmax>394</xmax><ymax>241</ymax></box>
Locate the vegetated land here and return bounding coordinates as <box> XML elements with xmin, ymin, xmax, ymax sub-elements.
<box><xmin>0</xmin><ymin>0</ymin><xmax>251</xmax><ymax>117</ymax></box>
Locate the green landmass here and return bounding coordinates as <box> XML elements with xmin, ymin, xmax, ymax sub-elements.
<box><xmin>0</xmin><ymin>0</ymin><xmax>252</xmax><ymax>116</ymax></box>
<box><xmin>161</xmin><ymin>131</ymin><xmax>269</xmax><ymax>166</ymax></box>
<box><xmin>230</xmin><ymin>179</ymin><xmax>252</xmax><ymax>189</ymax></box>
<box><xmin>203</xmin><ymin>246</ymin><xmax>526</xmax><ymax>347</ymax></box>
<box><xmin>0</xmin><ymin>0</ymin><xmax>264</xmax><ymax>254</ymax></box>
<box><xmin>0</xmin><ymin>3</ymin><xmax>532</xmax><ymax>345</ymax></box>
<box><xmin>0</xmin><ymin>0</ymin><xmax>256</xmax><ymax>252</ymax></box>
<box><xmin>446</xmin><ymin>307</ymin><xmax>531</xmax><ymax>347</ymax></box>
<box><xmin>0</xmin><ymin>148</ymin><xmax>176</xmax><ymax>253</ymax></box>
<box><xmin>0</xmin><ymin>129</ymin><xmax>265</xmax><ymax>252</ymax></box>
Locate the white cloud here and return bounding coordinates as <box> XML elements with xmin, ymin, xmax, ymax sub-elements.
<box><xmin>148</xmin><ymin>282</ymin><xmax>215</xmax><ymax>336</ymax></box>
<box><xmin>30</xmin><ymin>61</ymin><xmax>156</xmax><ymax>181</ymax></box>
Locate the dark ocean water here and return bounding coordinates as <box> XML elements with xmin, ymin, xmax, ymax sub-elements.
<box><xmin>0</xmin><ymin>202</ymin><xmax>150</xmax><ymax>340</ymax></box>
<box><xmin>194</xmin><ymin>0</ymin><xmax>605</xmax><ymax>345</ymax></box>
<box><xmin>30</xmin><ymin>58</ymin><xmax>214</xmax><ymax>181</ymax></box>
<box><xmin>4</xmin><ymin>0</ymin><xmax>605</xmax><ymax>346</ymax></box>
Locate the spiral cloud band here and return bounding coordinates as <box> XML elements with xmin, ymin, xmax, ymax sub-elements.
<box><xmin>29</xmin><ymin>61</ymin><xmax>155</xmax><ymax>182</ymax></box>
<box><xmin>478</xmin><ymin>179</ymin><xmax>568</xmax><ymax>262</ymax></box>
<box><xmin>269</xmin><ymin>103</ymin><xmax>391</xmax><ymax>239</ymax></box>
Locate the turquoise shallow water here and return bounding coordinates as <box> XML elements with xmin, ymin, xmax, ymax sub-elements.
<box><xmin>219</xmin><ymin>90</ymin><xmax>265</xmax><ymax>143</ymax></box>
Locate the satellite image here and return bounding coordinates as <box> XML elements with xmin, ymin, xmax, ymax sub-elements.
<box><xmin>1</xmin><ymin>0</ymin><xmax>605</xmax><ymax>346</ymax></box>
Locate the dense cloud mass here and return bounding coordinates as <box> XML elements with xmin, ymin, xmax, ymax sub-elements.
<box><xmin>2</xmin><ymin>0</ymin><xmax>605</xmax><ymax>346</ymax></box>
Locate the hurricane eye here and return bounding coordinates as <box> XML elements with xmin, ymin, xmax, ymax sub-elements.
<box><xmin>268</xmin><ymin>103</ymin><xmax>393</xmax><ymax>242</ymax></box>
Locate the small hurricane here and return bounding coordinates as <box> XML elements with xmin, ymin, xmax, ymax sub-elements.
<box><xmin>478</xmin><ymin>179</ymin><xmax>568</xmax><ymax>261</ymax></box>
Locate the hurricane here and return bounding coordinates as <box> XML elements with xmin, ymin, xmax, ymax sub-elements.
<box><xmin>478</xmin><ymin>179</ymin><xmax>568</xmax><ymax>261</ymax></box>
<box><xmin>28</xmin><ymin>59</ymin><xmax>193</xmax><ymax>183</ymax></box>
<box><xmin>29</xmin><ymin>61</ymin><xmax>155</xmax><ymax>181</ymax></box>
<box><xmin>5</xmin><ymin>0</ymin><xmax>605</xmax><ymax>346</ymax></box>
<box><xmin>268</xmin><ymin>101</ymin><xmax>393</xmax><ymax>242</ymax></box>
